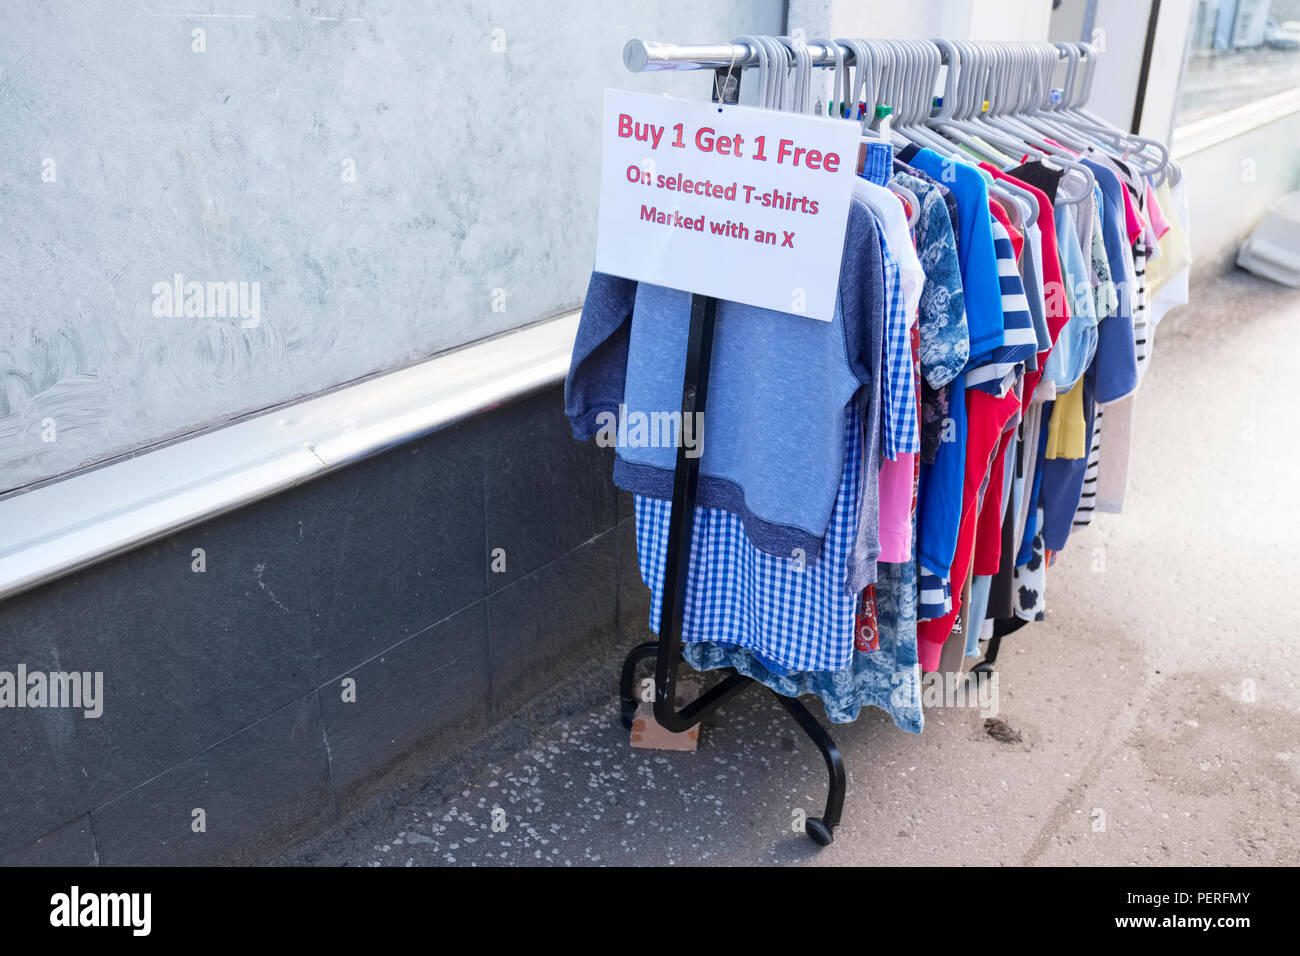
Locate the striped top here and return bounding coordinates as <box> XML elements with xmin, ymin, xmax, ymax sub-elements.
<box><xmin>966</xmin><ymin>219</ymin><xmax>1037</xmax><ymax>398</ymax></box>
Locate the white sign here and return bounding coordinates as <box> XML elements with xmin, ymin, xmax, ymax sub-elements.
<box><xmin>594</xmin><ymin>89</ymin><xmax>860</xmax><ymax>323</ymax></box>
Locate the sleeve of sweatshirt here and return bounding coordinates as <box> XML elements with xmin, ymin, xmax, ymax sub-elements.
<box><xmin>564</xmin><ymin>271</ymin><xmax>637</xmax><ymax>440</ymax></box>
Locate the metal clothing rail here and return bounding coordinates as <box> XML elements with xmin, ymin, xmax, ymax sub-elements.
<box><xmin>624</xmin><ymin>39</ymin><xmax>851</xmax><ymax>71</ymax></box>
<box><xmin>614</xmin><ymin>60</ymin><xmax>844</xmax><ymax>847</ymax></box>
<box><xmin>623</xmin><ymin>37</ymin><xmax>1089</xmax><ymax>71</ymax></box>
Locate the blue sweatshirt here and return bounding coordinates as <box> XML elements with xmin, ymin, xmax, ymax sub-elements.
<box><xmin>565</xmin><ymin>198</ymin><xmax>886</xmax><ymax>563</ymax></box>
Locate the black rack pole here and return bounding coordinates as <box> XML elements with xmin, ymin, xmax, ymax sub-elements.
<box><xmin>617</xmin><ymin>66</ymin><xmax>846</xmax><ymax>847</ymax></box>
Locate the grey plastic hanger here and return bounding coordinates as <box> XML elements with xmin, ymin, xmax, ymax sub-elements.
<box><xmin>810</xmin><ymin>37</ymin><xmax>847</xmax><ymax>117</ymax></box>
<box><xmin>774</xmin><ymin>35</ymin><xmax>806</xmax><ymax>113</ymax></box>
<box><xmin>870</xmin><ymin>40</ymin><xmax>910</xmax><ymax>145</ymax></box>
<box><xmin>983</xmin><ymin>48</ymin><xmax>1094</xmax><ymax>193</ymax></box>
<box><xmin>763</xmin><ymin>36</ymin><xmax>789</xmax><ymax>110</ymax></box>
<box><xmin>1046</xmin><ymin>42</ymin><xmax>1171</xmax><ymax>184</ymax></box>
<box><xmin>891</xmin><ymin>40</ymin><xmax>932</xmax><ymax>227</ymax></box>
<box><xmin>898</xmin><ymin>39</ymin><xmax>931</xmax><ymax>127</ymax></box>
<box><xmin>971</xmin><ymin>41</ymin><xmax>1096</xmax><ymax>205</ymax></box>
<box><xmin>837</xmin><ymin>38</ymin><xmax>872</xmax><ymax>123</ymax></box>
<box><xmin>758</xmin><ymin>35</ymin><xmax>788</xmax><ymax>110</ymax></box>
<box><xmin>783</xmin><ymin>33</ymin><xmax>814</xmax><ymax>114</ymax></box>
<box><xmin>734</xmin><ymin>36</ymin><xmax>770</xmax><ymax>108</ymax></box>
<box><xmin>978</xmin><ymin>43</ymin><xmax>1053</xmax><ymax>221</ymax></box>
<box><xmin>930</xmin><ymin>42</ymin><xmax>1051</xmax><ymax>221</ymax></box>
<box><xmin>897</xmin><ymin>39</ymin><xmax>966</xmax><ymax>159</ymax></box>
<box><xmin>933</xmin><ymin>41</ymin><xmax>1024</xmax><ymax>163</ymax></box>
<box><xmin>1032</xmin><ymin>44</ymin><xmax>1106</xmax><ymax>154</ymax></box>
<box><xmin>917</xmin><ymin>39</ymin><xmax>998</xmax><ymax>158</ymax></box>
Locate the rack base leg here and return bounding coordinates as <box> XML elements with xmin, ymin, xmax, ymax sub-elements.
<box><xmin>970</xmin><ymin>631</ymin><xmax>1004</xmax><ymax>678</ymax></box>
<box><xmin>618</xmin><ymin>642</ymin><xmax>847</xmax><ymax>848</ymax></box>
<box><xmin>771</xmin><ymin>691</ymin><xmax>846</xmax><ymax>846</ymax></box>
<box><xmin>619</xmin><ymin>641</ymin><xmax>660</xmax><ymax>729</ymax></box>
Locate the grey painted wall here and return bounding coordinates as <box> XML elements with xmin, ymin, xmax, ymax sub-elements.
<box><xmin>0</xmin><ymin>385</ymin><xmax>647</xmax><ymax>865</ymax></box>
<box><xmin>1179</xmin><ymin>112</ymin><xmax>1300</xmax><ymax>272</ymax></box>
<box><xmin>0</xmin><ymin>0</ymin><xmax>782</xmax><ymax>494</ymax></box>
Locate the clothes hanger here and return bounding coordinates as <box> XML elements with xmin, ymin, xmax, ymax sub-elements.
<box><xmin>865</xmin><ymin>38</ymin><xmax>1031</xmax><ymax>229</ymax></box>
<box><xmin>923</xmin><ymin>41</ymin><xmax>1048</xmax><ymax>224</ymax></box>
<box><xmin>910</xmin><ymin>39</ymin><xmax>1006</xmax><ymax>159</ymax></box>
<box><xmin>866</xmin><ymin>39</ymin><xmax>934</xmax><ymax>152</ymax></box>
<box><xmin>840</xmin><ymin>40</ymin><xmax>880</xmax><ymax>139</ymax></box>
<box><xmin>892</xmin><ymin>39</ymin><xmax>985</xmax><ymax>173</ymax></box>
<box><xmin>774</xmin><ymin>35</ymin><xmax>795</xmax><ymax>113</ymax></box>
<box><xmin>761</xmin><ymin>36</ymin><xmax>789</xmax><ymax>110</ymax></box>
<box><xmin>733</xmin><ymin>36</ymin><xmax>770</xmax><ymax>108</ymax></box>
<box><xmin>927</xmin><ymin>40</ymin><xmax>1023</xmax><ymax>163</ymax></box>
<box><xmin>860</xmin><ymin>40</ymin><xmax>897</xmax><ymax>143</ymax></box>
<box><xmin>835</xmin><ymin>38</ymin><xmax>870</xmax><ymax>122</ymax></box>
<box><xmin>831</xmin><ymin>39</ymin><xmax>918</xmax><ymax>224</ymax></box>
<box><xmin>741</xmin><ymin>35</ymin><xmax>777</xmax><ymax>109</ymax></box>
<box><xmin>1031</xmin><ymin>43</ymin><xmax>1133</xmax><ymax>151</ymax></box>
<box><xmin>968</xmin><ymin>41</ymin><xmax>1096</xmax><ymax>206</ymax></box>
<box><xmin>882</xmin><ymin>40</ymin><xmax>926</xmax><ymax>227</ymax></box>
<box><xmin>895</xmin><ymin>38</ymin><xmax>934</xmax><ymax>134</ymax></box>
<box><xmin>809</xmin><ymin>37</ymin><xmax>846</xmax><ymax>117</ymax></box>
<box><xmin>1044</xmin><ymin>42</ymin><xmax>1171</xmax><ymax>185</ymax></box>
<box><xmin>978</xmin><ymin>43</ymin><xmax>1055</xmax><ymax>221</ymax></box>
<box><xmin>980</xmin><ymin>43</ymin><xmax>1097</xmax><ymax>204</ymax></box>
<box><xmin>1066</xmin><ymin>42</ymin><xmax>1171</xmax><ymax>186</ymax></box>
<box><xmin>904</xmin><ymin>38</ymin><xmax>972</xmax><ymax>157</ymax></box>
<box><xmin>763</xmin><ymin>35</ymin><xmax>789</xmax><ymax>109</ymax></box>
<box><xmin>780</xmin><ymin>33</ymin><xmax>813</xmax><ymax>115</ymax></box>
<box><xmin>852</xmin><ymin>40</ymin><xmax>896</xmax><ymax>177</ymax></box>
<box><xmin>892</xmin><ymin>180</ymin><xmax>922</xmax><ymax>229</ymax></box>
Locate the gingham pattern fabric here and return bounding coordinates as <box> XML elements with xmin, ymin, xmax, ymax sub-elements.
<box><xmin>879</xmin><ymin>236</ymin><xmax>920</xmax><ymax>461</ymax></box>
<box><xmin>635</xmin><ymin>404</ymin><xmax>862</xmax><ymax>673</ymax></box>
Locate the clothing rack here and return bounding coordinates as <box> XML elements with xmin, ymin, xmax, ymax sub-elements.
<box><xmin>614</xmin><ymin>48</ymin><xmax>848</xmax><ymax>847</ymax></box>
<box><xmin>614</xmin><ymin>34</ymin><xmax>1142</xmax><ymax>847</ymax></box>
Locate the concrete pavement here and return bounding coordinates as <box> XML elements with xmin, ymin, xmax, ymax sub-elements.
<box><xmin>276</xmin><ymin>270</ymin><xmax>1300</xmax><ymax>866</ymax></box>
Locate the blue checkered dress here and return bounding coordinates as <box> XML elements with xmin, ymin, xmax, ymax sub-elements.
<box><xmin>635</xmin><ymin>404</ymin><xmax>862</xmax><ymax>673</ymax></box>
<box><xmin>879</xmin><ymin>236</ymin><xmax>920</xmax><ymax>461</ymax></box>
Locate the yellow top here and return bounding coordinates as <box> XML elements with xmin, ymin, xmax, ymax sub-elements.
<box><xmin>1044</xmin><ymin>377</ymin><xmax>1089</xmax><ymax>460</ymax></box>
<box><xmin>1145</xmin><ymin>180</ymin><xmax>1191</xmax><ymax>298</ymax></box>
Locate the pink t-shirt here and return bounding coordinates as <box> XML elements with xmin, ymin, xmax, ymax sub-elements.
<box><xmin>1145</xmin><ymin>180</ymin><xmax>1171</xmax><ymax>240</ymax></box>
<box><xmin>1108</xmin><ymin>171</ymin><xmax>1144</xmax><ymax>244</ymax></box>
<box><xmin>878</xmin><ymin>453</ymin><xmax>915</xmax><ymax>561</ymax></box>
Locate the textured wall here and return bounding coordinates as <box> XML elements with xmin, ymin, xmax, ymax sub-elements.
<box><xmin>0</xmin><ymin>0</ymin><xmax>782</xmax><ymax>493</ymax></box>
<box><xmin>0</xmin><ymin>386</ymin><xmax>648</xmax><ymax>864</ymax></box>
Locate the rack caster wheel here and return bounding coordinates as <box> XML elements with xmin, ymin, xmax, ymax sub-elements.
<box><xmin>804</xmin><ymin>818</ymin><xmax>833</xmax><ymax>846</ymax></box>
<box><xmin>620</xmin><ymin>699</ymin><xmax>638</xmax><ymax>730</ymax></box>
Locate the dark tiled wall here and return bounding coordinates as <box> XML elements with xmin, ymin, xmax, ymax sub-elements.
<box><xmin>0</xmin><ymin>386</ymin><xmax>643</xmax><ymax>865</ymax></box>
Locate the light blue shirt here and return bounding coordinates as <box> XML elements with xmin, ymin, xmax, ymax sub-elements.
<box><xmin>1043</xmin><ymin>204</ymin><xmax>1099</xmax><ymax>390</ymax></box>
